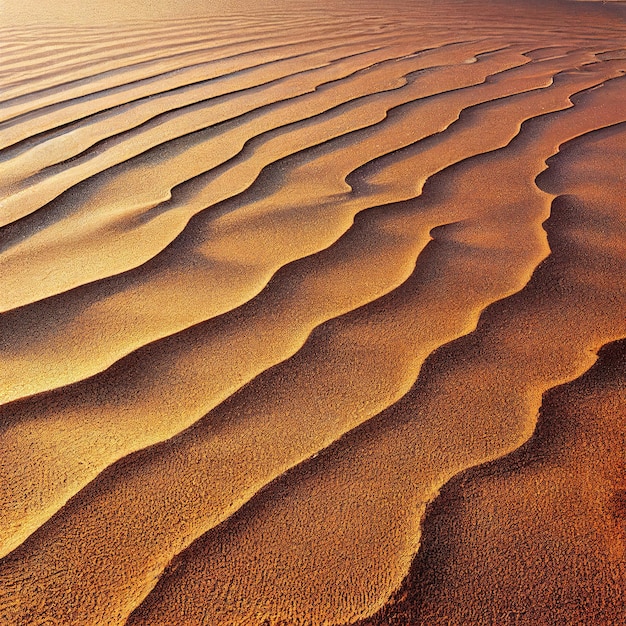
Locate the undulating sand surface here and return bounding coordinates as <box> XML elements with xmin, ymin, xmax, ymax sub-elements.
<box><xmin>0</xmin><ymin>0</ymin><xmax>624</xmax><ymax>624</ymax></box>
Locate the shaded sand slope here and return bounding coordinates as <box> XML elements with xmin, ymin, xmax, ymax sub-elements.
<box><xmin>3</xmin><ymin>73</ymin><xmax>626</xmax><ymax>626</ymax></box>
<box><xmin>0</xmin><ymin>0</ymin><xmax>625</xmax><ymax>625</ymax></box>
<box><xmin>0</xmin><ymin>62</ymin><xmax>623</xmax><ymax>569</ymax></box>
<box><xmin>125</xmin><ymin>119</ymin><xmax>626</xmax><ymax>626</ymax></box>
<box><xmin>0</xmin><ymin>40</ymin><xmax>505</xmax><ymax>310</ymax></box>
<box><xmin>0</xmin><ymin>52</ymin><xmax>621</xmax><ymax>401</ymax></box>
<box><xmin>353</xmin><ymin>120</ymin><xmax>626</xmax><ymax>626</ymax></box>
<box><xmin>357</xmin><ymin>340</ymin><xmax>626</xmax><ymax>625</ymax></box>
<box><xmin>0</xmin><ymin>50</ymin><xmax>608</xmax><ymax>410</ymax></box>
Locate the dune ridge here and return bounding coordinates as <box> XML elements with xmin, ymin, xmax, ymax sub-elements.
<box><xmin>2</xmin><ymin>49</ymin><xmax>621</xmax><ymax>407</ymax></box>
<box><xmin>1</xmin><ymin>40</ymin><xmax>486</xmax><ymax>226</ymax></box>
<box><xmin>2</xmin><ymin>71</ymin><xmax>626</xmax><ymax>626</ymax></box>
<box><xmin>0</xmin><ymin>0</ymin><xmax>624</xmax><ymax>624</ymax></box>
<box><xmin>355</xmin><ymin>124</ymin><xmax>626</xmax><ymax>626</ymax></box>
<box><xmin>0</xmin><ymin>40</ymin><xmax>516</xmax><ymax>308</ymax></box>
<box><xmin>1</xmin><ymin>55</ymin><xmax>623</xmax><ymax>564</ymax></box>
<box><xmin>126</xmin><ymin>121</ymin><xmax>626</xmax><ymax>626</ymax></box>
<box><xmin>0</xmin><ymin>45</ymin><xmax>544</xmax><ymax>404</ymax></box>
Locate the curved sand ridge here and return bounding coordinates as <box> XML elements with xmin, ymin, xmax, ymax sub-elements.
<box><xmin>0</xmin><ymin>39</ymin><xmax>510</xmax><ymax>309</ymax></box>
<box><xmin>1</xmin><ymin>54</ymin><xmax>623</xmax><ymax>562</ymax></box>
<box><xmin>1</xmin><ymin>49</ymin><xmax>621</xmax><ymax>401</ymax></box>
<box><xmin>0</xmin><ymin>41</ymin><xmax>527</xmax><ymax>402</ymax></box>
<box><xmin>124</xmin><ymin>93</ymin><xmax>626</xmax><ymax>626</ymax></box>
<box><xmin>354</xmin><ymin>123</ymin><xmax>626</xmax><ymax>626</ymax></box>
<box><xmin>0</xmin><ymin>1</ymin><xmax>625</xmax><ymax>624</ymax></box>
<box><xmin>126</xmin><ymin>119</ymin><xmax>626</xmax><ymax>626</ymax></box>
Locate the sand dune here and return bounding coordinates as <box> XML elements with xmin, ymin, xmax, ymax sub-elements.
<box><xmin>1</xmin><ymin>52</ymin><xmax>623</xmax><ymax>564</ymax></box>
<box><xmin>124</xmin><ymin>104</ymin><xmax>626</xmax><ymax>626</ymax></box>
<box><xmin>2</xmin><ymin>49</ymin><xmax>620</xmax><ymax>401</ymax></box>
<box><xmin>355</xmin><ymin>128</ymin><xmax>626</xmax><ymax>623</ymax></box>
<box><xmin>0</xmin><ymin>0</ymin><xmax>624</xmax><ymax>624</ymax></box>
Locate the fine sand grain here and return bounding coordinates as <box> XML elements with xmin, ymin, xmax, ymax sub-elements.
<box><xmin>0</xmin><ymin>0</ymin><xmax>624</xmax><ymax>624</ymax></box>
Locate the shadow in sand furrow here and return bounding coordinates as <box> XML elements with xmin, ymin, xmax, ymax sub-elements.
<box><xmin>0</xmin><ymin>13</ymin><xmax>382</xmax><ymax>76</ymax></box>
<box><xmin>0</xmin><ymin>51</ymin><xmax>425</xmax><ymax>300</ymax></box>
<box><xmin>0</xmin><ymin>43</ymin><xmax>532</xmax><ymax>556</ymax></box>
<box><xmin>0</xmin><ymin>22</ymin><xmax>244</xmax><ymax>78</ymax></box>
<box><xmin>0</xmin><ymin>209</ymin><xmax>537</xmax><ymax>624</ymax></box>
<box><xmin>2</xmin><ymin>66</ymin><xmax>624</xmax><ymax>626</ymax></box>
<box><xmin>0</xmin><ymin>44</ymin><xmax>561</xmax><ymax>405</ymax></box>
<box><xmin>358</xmin><ymin>343</ymin><xmax>626</xmax><ymax>626</ymax></box>
<box><xmin>357</xmin><ymin>172</ymin><xmax>626</xmax><ymax>622</ymax></box>
<box><xmin>0</xmin><ymin>27</ymin><xmax>284</xmax><ymax>98</ymax></box>
<box><xmin>0</xmin><ymin>27</ymin><xmax>411</xmax><ymax>149</ymax></box>
<box><xmin>125</xmin><ymin>114</ymin><xmax>626</xmax><ymax>626</ymax></box>
<box><xmin>5</xmin><ymin>35</ymin><xmax>464</xmax><ymax>188</ymax></box>
<box><xmin>0</xmin><ymin>204</ymin><xmax>442</xmax><ymax>561</ymax></box>
<box><xmin>0</xmin><ymin>17</ymin><xmax>304</xmax><ymax>76</ymax></box>
<box><xmin>0</xmin><ymin>54</ymin><xmax>620</xmax><ymax>406</ymax></box>
<box><xmin>0</xmin><ymin>35</ymin><xmax>439</xmax><ymax>230</ymax></box>
<box><xmin>0</xmin><ymin>19</ymin><xmax>348</xmax><ymax>92</ymax></box>
<box><xmin>1</xmin><ymin>44</ymin><xmax>419</xmax><ymax>171</ymax></box>
<box><xmin>0</xmin><ymin>21</ymin><xmax>394</xmax><ymax>118</ymax></box>
<box><xmin>0</xmin><ymin>36</ymin><xmax>480</xmax><ymax>228</ymax></box>
<box><xmin>0</xmin><ymin>43</ymin><xmax>394</xmax><ymax>191</ymax></box>
<box><xmin>0</xmin><ymin>41</ymin><xmax>511</xmax><ymax>316</ymax></box>
<box><xmin>598</xmin><ymin>48</ymin><xmax>626</xmax><ymax>60</ymax></box>
<box><xmin>6</xmin><ymin>0</ymin><xmax>621</xmax><ymax>119</ymax></box>
<box><xmin>0</xmin><ymin>41</ymin><xmax>382</xmax><ymax>154</ymax></box>
<box><xmin>0</xmin><ymin>28</ymin><xmax>315</xmax><ymax>121</ymax></box>
<box><xmin>0</xmin><ymin>13</ymin><xmax>362</xmax><ymax>68</ymax></box>
<box><xmin>347</xmin><ymin>58</ymin><xmax>624</xmax><ymax>192</ymax></box>
<box><xmin>524</xmin><ymin>45</ymin><xmax>581</xmax><ymax>60</ymax></box>
<box><xmin>127</xmin><ymin>44</ymin><xmax>530</xmax><ymax>225</ymax></box>
<box><xmin>0</xmin><ymin>17</ymin><xmax>248</xmax><ymax>47</ymax></box>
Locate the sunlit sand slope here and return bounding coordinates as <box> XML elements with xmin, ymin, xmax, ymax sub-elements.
<box><xmin>0</xmin><ymin>0</ymin><xmax>624</xmax><ymax>624</ymax></box>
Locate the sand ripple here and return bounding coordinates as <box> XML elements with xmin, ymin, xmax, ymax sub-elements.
<box><xmin>0</xmin><ymin>0</ymin><xmax>624</xmax><ymax>624</ymax></box>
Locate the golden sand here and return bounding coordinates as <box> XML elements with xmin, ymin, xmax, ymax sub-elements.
<box><xmin>0</xmin><ymin>0</ymin><xmax>624</xmax><ymax>624</ymax></box>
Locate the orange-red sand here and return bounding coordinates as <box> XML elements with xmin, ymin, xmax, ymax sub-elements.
<box><xmin>0</xmin><ymin>0</ymin><xmax>624</xmax><ymax>624</ymax></box>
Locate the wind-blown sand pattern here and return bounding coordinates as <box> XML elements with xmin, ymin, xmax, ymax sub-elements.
<box><xmin>0</xmin><ymin>0</ymin><xmax>624</xmax><ymax>624</ymax></box>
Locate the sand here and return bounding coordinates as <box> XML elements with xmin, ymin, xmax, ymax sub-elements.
<box><xmin>0</xmin><ymin>0</ymin><xmax>624</xmax><ymax>624</ymax></box>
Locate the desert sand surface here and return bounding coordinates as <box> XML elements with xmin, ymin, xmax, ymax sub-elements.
<box><xmin>0</xmin><ymin>0</ymin><xmax>624</xmax><ymax>624</ymax></box>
